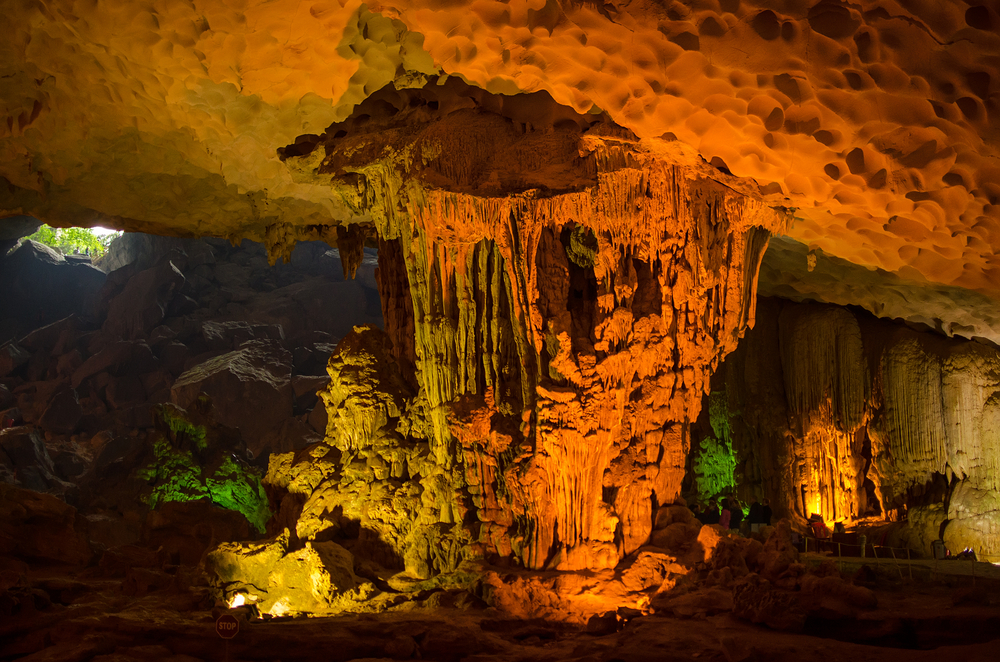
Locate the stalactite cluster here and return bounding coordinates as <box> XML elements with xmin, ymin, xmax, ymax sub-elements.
<box><xmin>718</xmin><ymin>297</ymin><xmax>1000</xmax><ymax>559</ymax></box>
<box><xmin>265</xmin><ymin>81</ymin><xmax>779</xmax><ymax>574</ymax></box>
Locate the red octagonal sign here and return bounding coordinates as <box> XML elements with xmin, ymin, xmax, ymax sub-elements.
<box><xmin>216</xmin><ymin>614</ymin><xmax>239</xmax><ymax>639</ymax></box>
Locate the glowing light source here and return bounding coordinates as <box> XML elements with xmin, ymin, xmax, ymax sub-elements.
<box><xmin>228</xmin><ymin>593</ymin><xmax>246</xmax><ymax>608</ymax></box>
<box><xmin>267</xmin><ymin>597</ymin><xmax>290</xmax><ymax>617</ymax></box>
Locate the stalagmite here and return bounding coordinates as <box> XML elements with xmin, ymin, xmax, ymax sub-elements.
<box><xmin>266</xmin><ymin>81</ymin><xmax>780</xmax><ymax>574</ymax></box>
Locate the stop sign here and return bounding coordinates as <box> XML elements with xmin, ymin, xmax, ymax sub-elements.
<box><xmin>216</xmin><ymin>614</ymin><xmax>239</xmax><ymax>639</ymax></box>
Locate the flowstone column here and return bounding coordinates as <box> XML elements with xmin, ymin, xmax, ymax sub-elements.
<box><xmin>280</xmin><ymin>82</ymin><xmax>780</xmax><ymax>574</ymax></box>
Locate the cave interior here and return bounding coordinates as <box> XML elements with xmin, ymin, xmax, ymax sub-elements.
<box><xmin>3</xmin><ymin>1</ymin><xmax>1000</xmax><ymax>660</ymax></box>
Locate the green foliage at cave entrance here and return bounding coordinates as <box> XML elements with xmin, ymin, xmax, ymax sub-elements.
<box><xmin>24</xmin><ymin>224</ymin><xmax>121</xmax><ymax>256</ymax></box>
<box><xmin>692</xmin><ymin>391</ymin><xmax>739</xmax><ymax>503</ymax></box>
<box><xmin>139</xmin><ymin>405</ymin><xmax>271</xmax><ymax>533</ymax></box>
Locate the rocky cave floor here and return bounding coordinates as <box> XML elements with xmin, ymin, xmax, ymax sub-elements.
<box><xmin>4</xmin><ymin>555</ymin><xmax>1000</xmax><ymax>662</ymax></box>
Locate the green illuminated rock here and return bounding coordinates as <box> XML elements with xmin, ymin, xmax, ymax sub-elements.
<box><xmin>139</xmin><ymin>404</ymin><xmax>272</xmax><ymax>533</ymax></box>
<box><xmin>692</xmin><ymin>391</ymin><xmax>738</xmax><ymax>502</ymax></box>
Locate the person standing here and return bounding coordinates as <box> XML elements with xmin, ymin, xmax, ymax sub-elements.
<box><xmin>729</xmin><ymin>498</ymin><xmax>745</xmax><ymax>534</ymax></box>
<box><xmin>748</xmin><ymin>499</ymin><xmax>763</xmax><ymax>533</ymax></box>
<box><xmin>761</xmin><ymin>498</ymin><xmax>773</xmax><ymax>526</ymax></box>
<box><xmin>719</xmin><ymin>498</ymin><xmax>732</xmax><ymax>529</ymax></box>
<box><xmin>703</xmin><ymin>499</ymin><xmax>721</xmax><ymax>525</ymax></box>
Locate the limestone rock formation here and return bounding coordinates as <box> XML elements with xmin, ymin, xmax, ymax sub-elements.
<box><xmin>5</xmin><ymin>0</ymin><xmax>1000</xmax><ymax>611</ymax></box>
<box><xmin>0</xmin><ymin>241</ymin><xmax>105</xmax><ymax>344</ymax></box>
<box><xmin>0</xmin><ymin>483</ymin><xmax>92</xmax><ymax>565</ymax></box>
<box><xmin>206</xmin><ymin>532</ymin><xmax>371</xmax><ymax>616</ymax></box>
<box><xmin>0</xmin><ymin>233</ymin><xmax>381</xmax><ymax>574</ymax></box>
<box><xmin>256</xmin><ymin>81</ymin><xmax>779</xmax><ymax>576</ymax></box>
<box><xmin>170</xmin><ymin>340</ymin><xmax>293</xmax><ymax>457</ymax></box>
<box><xmin>714</xmin><ymin>297</ymin><xmax>1000</xmax><ymax>559</ymax></box>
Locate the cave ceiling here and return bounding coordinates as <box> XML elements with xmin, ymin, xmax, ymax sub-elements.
<box><xmin>2</xmin><ymin>0</ymin><xmax>999</xmax><ymax>337</ymax></box>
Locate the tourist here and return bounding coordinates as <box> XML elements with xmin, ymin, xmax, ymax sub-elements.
<box><xmin>702</xmin><ymin>499</ymin><xmax>720</xmax><ymax>525</ymax></box>
<box><xmin>747</xmin><ymin>499</ymin><xmax>763</xmax><ymax>533</ymax></box>
<box><xmin>719</xmin><ymin>498</ymin><xmax>732</xmax><ymax>529</ymax></box>
<box><xmin>729</xmin><ymin>497</ymin><xmax>744</xmax><ymax>533</ymax></box>
<box><xmin>761</xmin><ymin>498</ymin><xmax>773</xmax><ymax>526</ymax></box>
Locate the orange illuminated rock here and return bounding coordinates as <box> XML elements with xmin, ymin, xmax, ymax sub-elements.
<box><xmin>718</xmin><ymin>297</ymin><xmax>1000</xmax><ymax>560</ymax></box>
<box><xmin>262</xmin><ymin>89</ymin><xmax>778</xmax><ymax>574</ymax></box>
<box><xmin>1</xmin><ymin>0</ymin><xmax>999</xmax><ymax>308</ymax></box>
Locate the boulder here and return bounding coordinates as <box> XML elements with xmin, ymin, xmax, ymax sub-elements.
<box><xmin>799</xmin><ymin>573</ymin><xmax>877</xmax><ymax>616</ymax></box>
<box><xmin>236</xmin><ymin>278</ymin><xmax>378</xmax><ymax>342</ymax></box>
<box><xmin>54</xmin><ymin>350</ymin><xmax>83</xmax><ymax>379</ymax></box>
<box><xmin>292</xmin><ymin>375</ymin><xmax>330</xmax><ymax>411</ymax></box>
<box><xmin>206</xmin><ymin>533</ymin><xmax>359</xmax><ymax>615</ymax></box>
<box><xmin>14</xmin><ymin>380</ymin><xmax>66</xmax><ymax>424</ymax></box>
<box><xmin>307</xmin><ymin>400</ymin><xmax>328</xmax><ymax>435</ymax></box>
<box><xmin>202</xmin><ymin>320</ymin><xmax>285</xmax><ymax>351</ymax></box>
<box><xmin>102</xmin><ymin>257</ymin><xmax>185</xmax><ymax>340</ymax></box>
<box><xmin>650</xmin><ymin>520</ymin><xmax>701</xmax><ymax>552</ymax></box>
<box><xmin>105</xmin><ymin>375</ymin><xmax>147</xmax><ymax>410</ymax></box>
<box><xmin>0</xmin><ymin>426</ymin><xmax>69</xmax><ymax>492</ymax></box>
<box><xmin>653</xmin><ymin>503</ymin><xmax>695</xmax><ymax>530</ymax></box>
<box><xmin>257</xmin><ymin>416</ymin><xmax>322</xmax><ymax>456</ymax></box>
<box><xmin>0</xmin><ymin>482</ymin><xmax>92</xmax><ymax>564</ymax></box>
<box><xmin>585</xmin><ymin>611</ymin><xmax>619</xmax><ymax>635</ymax></box>
<box><xmin>37</xmin><ymin>387</ymin><xmax>82</xmax><ymax>434</ymax></box>
<box><xmin>205</xmin><ymin>531</ymin><xmax>290</xmax><ymax>596</ymax></box>
<box><xmin>756</xmin><ymin>519</ymin><xmax>799</xmax><ymax>583</ymax></box>
<box><xmin>0</xmin><ymin>215</ymin><xmax>40</xmax><ymax>263</ymax></box>
<box><xmin>98</xmin><ymin>233</ymin><xmax>213</xmax><ymax>274</ymax></box>
<box><xmin>143</xmin><ymin>500</ymin><xmax>253</xmax><ymax>566</ymax></box>
<box><xmin>18</xmin><ymin>315</ymin><xmax>79</xmax><ymax>354</ymax></box>
<box><xmin>0</xmin><ymin>407</ymin><xmax>23</xmax><ymax>429</ymax></box>
<box><xmin>71</xmin><ymin>340</ymin><xmax>158</xmax><ymax>388</ymax></box>
<box><xmin>95</xmin><ymin>543</ymin><xmax>164</xmax><ymax>577</ymax></box>
<box><xmin>0</xmin><ymin>343</ymin><xmax>30</xmax><ymax>378</ymax></box>
<box><xmin>171</xmin><ymin>341</ymin><xmax>293</xmax><ymax>455</ymax></box>
<box><xmin>0</xmin><ymin>241</ymin><xmax>105</xmax><ymax>345</ymax></box>
<box><xmin>264</xmin><ymin>541</ymin><xmax>358</xmax><ymax>613</ymax></box>
<box><xmin>652</xmin><ymin>586</ymin><xmax>734</xmax><ymax>618</ymax></box>
<box><xmin>619</xmin><ymin>549</ymin><xmax>686</xmax><ymax>592</ymax></box>
<box><xmin>731</xmin><ymin>573</ymin><xmax>806</xmax><ymax>632</ymax></box>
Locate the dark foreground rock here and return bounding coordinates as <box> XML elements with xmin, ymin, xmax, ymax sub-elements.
<box><xmin>0</xmin><ymin>482</ymin><xmax>92</xmax><ymax>565</ymax></box>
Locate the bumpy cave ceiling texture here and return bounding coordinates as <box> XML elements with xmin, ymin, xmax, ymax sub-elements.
<box><xmin>3</xmin><ymin>0</ymin><xmax>999</xmax><ymax>331</ymax></box>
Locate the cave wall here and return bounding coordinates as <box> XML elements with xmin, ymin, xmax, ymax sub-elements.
<box><xmin>265</xmin><ymin>88</ymin><xmax>779</xmax><ymax>575</ymax></box>
<box><xmin>714</xmin><ymin>296</ymin><xmax>1000</xmax><ymax>560</ymax></box>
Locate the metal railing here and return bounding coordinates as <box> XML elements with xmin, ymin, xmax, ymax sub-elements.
<box><xmin>802</xmin><ymin>536</ymin><xmax>996</xmax><ymax>585</ymax></box>
<box><xmin>803</xmin><ymin>536</ymin><xmax>913</xmax><ymax>579</ymax></box>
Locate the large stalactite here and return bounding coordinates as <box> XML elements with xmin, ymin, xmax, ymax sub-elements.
<box><xmin>266</xmin><ymin>80</ymin><xmax>779</xmax><ymax>576</ymax></box>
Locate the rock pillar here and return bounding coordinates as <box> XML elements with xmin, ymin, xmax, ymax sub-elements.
<box><xmin>278</xmin><ymin>82</ymin><xmax>779</xmax><ymax>575</ymax></box>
